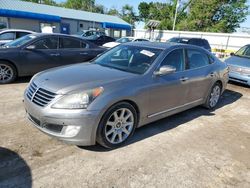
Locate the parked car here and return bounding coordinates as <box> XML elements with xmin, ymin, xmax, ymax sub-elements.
<box><xmin>84</xmin><ymin>35</ymin><xmax>116</xmax><ymax>46</ymax></box>
<box><xmin>0</xmin><ymin>33</ymin><xmax>105</xmax><ymax>84</ymax></box>
<box><xmin>0</xmin><ymin>29</ymin><xmax>35</xmax><ymax>46</ymax></box>
<box><xmin>167</xmin><ymin>37</ymin><xmax>211</xmax><ymax>52</ymax></box>
<box><xmin>76</xmin><ymin>30</ymin><xmax>106</xmax><ymax>38</ymax></box>
<box><xmin>103</xmin><ymin>37</ymin><xmax>149</xmax><ymax>48</ymax></box>
<box><xmin>224</xmin><ymin>45</ymin><xmax>250</xmax><ymax>86</ymax></box>
<box><xmin>24</xmin><ymin>42</ymin><xmax>229</xmax><ymax>149</ymax></box>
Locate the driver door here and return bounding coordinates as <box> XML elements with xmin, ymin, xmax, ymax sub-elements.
<box><xmin>19</xmin><ymin>36</ymin><xmax>60</xmax><ymax>75</ymax></box>
<box><xmin>147</xmin><ymin>48</ymin><xmax>190</xmax><ymax>118</ymax></box>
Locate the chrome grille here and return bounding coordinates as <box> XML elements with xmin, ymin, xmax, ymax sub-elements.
<box><xmin>26</xmin><ymin>82</ymin><xmax>56</xmax><ymax>107</ymax></box>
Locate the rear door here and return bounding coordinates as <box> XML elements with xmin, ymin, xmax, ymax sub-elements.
<box><xmin>183</xmin><ymin>48</ymin><xmax>216</xmax><ymax>103</ymax></box>
<box><xmin>20</xmin><ymin>36</ymin><xmax>60</xmax><ymax>75</ymax></box>
<box><xmin>59</xmin><ymin>36</ymin><xmax>94</xmax><ymax>64</ymax></box>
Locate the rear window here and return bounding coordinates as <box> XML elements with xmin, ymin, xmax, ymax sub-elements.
<box><xmin>61</xmin><ymin>37</ymin><xmax>81</xmax><ymax>48</ymax></box>
<box><xmin>186</xmin><ymin>49</ymin><xmax>210</xmax><ymax>69</ymax></box>
<box><xmin>16</xmin><ymin>32</ymin><xmax>30</xmax><ymax>38</ymax></box>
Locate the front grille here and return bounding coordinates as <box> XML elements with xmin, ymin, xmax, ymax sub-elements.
<box><xmin>26</xmin><ymin>82</ymin><xmax>56</xmax><ymax>107</ymax></box>
<box><xmin>28</xmin><ymin>113</ymin><xmax>63</xmax><ymax>133</ymax></box>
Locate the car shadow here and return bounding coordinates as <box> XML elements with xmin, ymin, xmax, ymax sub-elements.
<box><xmin>12</xmin><ymin>76</ymin><xmax>32</xmax><ymax>84</ymax></box>
<box><xmin>80</xmin><ymin>88</ymin><xmax>242</xmax><ymax>152</ymax></box>
<box><xmin>0</xmin><ymin>147</ymin><xmax>32</xmax><ymax>187</ymax></box>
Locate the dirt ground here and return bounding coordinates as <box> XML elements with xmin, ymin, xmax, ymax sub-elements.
<box><xmin>0</xmin><ymin>78</ymin><xmax>249</xmax><ymax>188</ymax></box>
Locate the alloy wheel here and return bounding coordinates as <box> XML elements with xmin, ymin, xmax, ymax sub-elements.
<box><xmin>0</xmin><ymin>64</ymin><xmax>14</xmax><ymax>83</ymax></box>
<box><xmin>209</xmin><ymin>85</ymin><xmax>221</xmax><ymax>108</ymax></box>
<box><xmin>104</xmin><ymin>108</ymin><xmax>134</xmax><ymax>144</ymax></box>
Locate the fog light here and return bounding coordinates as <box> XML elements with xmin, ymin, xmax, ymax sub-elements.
<box><xmin>64</xmin><ymin>126</ymin><xmax>81</xmax><ymax>137</ymax></box>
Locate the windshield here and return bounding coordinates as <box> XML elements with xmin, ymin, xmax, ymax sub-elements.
<box><xmin>94</xmin><ymin>45</ymin><xmax>163</xmax><ymax>74</ymax></box>
<box><xmin>235</xmin><ymin>45</ymin><xmax>250</xmax><ymax>58</ymax></box>
<box><xmin>4</xmin><ymin>34</ymin><xmax>37</xmax><ymax>48</ymax></box>
<box><xmin>116</xmin><ymin>37</ymin><xmax>133</xmax><ymax>43</ymax></box>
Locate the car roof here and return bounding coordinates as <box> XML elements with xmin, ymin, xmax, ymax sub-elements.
<box><xmin>125</xmin><ymin>41</ymin><xmax>190</xmax><ymax>50</ymax></box>
<box><xmin>30</xmin><ymin>33</ymin><xmax>85</xmax><ymax>39</ymax></box>
<box><xmin>173</xmin><ymin>37</ymin><xmax>206</xmax><ymax>41</ymax></box>
<box><xmin>0</xmin><ymin>29</ymin><xmax>35</xmax><ymax>33</ymax></box>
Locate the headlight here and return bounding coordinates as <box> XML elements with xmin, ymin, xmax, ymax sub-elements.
<box><xmin>52</xmin><ymin>87</ymin><xmax>103</xmax><ymax>109</ymax></box>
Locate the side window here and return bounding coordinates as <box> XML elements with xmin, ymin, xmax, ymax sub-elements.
<box><xmin>189</xmin><ymin>39</ymin><xmax>202</xmax><ymax>46</ymax></box>
<box><xmin>203</xmin><ymin>40</ymin><xmax>209</xmax><ymax>47</ymax></box>
<box><xmin>186</xmin><ymin>49</ymin><xmax>210</xmax><ymax>69</ymax></box>
<box><xmin>161</xmin><ymin>49</ymin><xmax>185</xmax><ymax>72</ymax></box>
<box><xmin>97</xmin><ymin>36</ymin><xmax>104</xmax><ymax>41</ymax></box>
<box><xmin>0</xmin><ymin>32</ymin><xmax>15</xmax><ymax>40</ymax></box>
<box><xmin>16</xmin><ymin>32</ymin><xmax>30</xmax><ymax>38</ymax></box>
<box><xmin>61</xmin><ymin>37</ymin><xmax>81</xmax><ymax>48</ymax></box>
<box><xmin>33</xmin><ymin>37</ymin><xmax>58</xmax><ymax>49</ymax></box>
<box><xmin>81</xmin><ymin>41</ymin><xmax>88</xmax><ymax>48</ymax></box>
<box><xmin>135</xmin><ymin>39</ymin><xmax>148</xmax><ymax>41</ymax></box>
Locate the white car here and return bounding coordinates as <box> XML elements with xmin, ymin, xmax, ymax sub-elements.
<box><xmin>102</xmin><ymin>37</ymin><xmax>149</xmax><ymax>48</ymax></box>
<box><xmin>0</xmin><ymin>29</ymin><xmax>35</xmax><ymax>46</ymax></box>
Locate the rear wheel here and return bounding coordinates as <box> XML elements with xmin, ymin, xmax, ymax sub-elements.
<box><xmin>204</xmin><ymin>83</ymin><xmax>221</xmax><ymax>109</ymax></box>
<box><xmin>0</xmin><ymin>62</ymin><xmax>17</xmax><ymax>84</ymax></box>
<box><xmin>97</xmin><ymin>102</ymin><xmax>138</xmax><ymax>149</ymax></box>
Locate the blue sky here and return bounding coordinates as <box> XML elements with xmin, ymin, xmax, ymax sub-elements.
<box><xmin>56</xmin><ymin>0</ymin><xmax>250</xmax><ymax>29</ymax></box>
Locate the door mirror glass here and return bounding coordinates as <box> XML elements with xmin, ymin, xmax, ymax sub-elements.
<box><xmin>154</xmin><ymin>65</ymin><xmax>176</xmax><ymax>76</ymax></box>
<box><xmin>26</xmin><ymin>45</ymin><xmax>36</xmax><ymax>50</ymax></box>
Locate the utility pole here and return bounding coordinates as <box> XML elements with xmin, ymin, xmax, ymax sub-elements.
<box><xmin>172</xmin><ymin>0</ymin><xmax>179</xmax><ymax>31</ymax></box>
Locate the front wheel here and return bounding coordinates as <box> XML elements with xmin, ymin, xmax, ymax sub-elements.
<box><xmin>96</xmin><ymin>102</ymin><xmax>138</xmax><ymax>149</ymax></box>
<box><xmin>0</xmin><ymin>62</ymin><xmax>17</xmax><ymax>84</ymax></box>
<box><xmin>204</xmin><ymin>83</ymin><xmax>222</xmax><ymax>109</ymax></box>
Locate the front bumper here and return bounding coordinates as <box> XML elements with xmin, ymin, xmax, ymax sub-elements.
<box><xmin>229</xmin><ymin>72</ymin><xmax>250</xmax><ymax>86</ymax></box>
<box><xmin>23</xmin><ymin>93</ymin><xmax>102</xmax><ymax>146</ymax></box>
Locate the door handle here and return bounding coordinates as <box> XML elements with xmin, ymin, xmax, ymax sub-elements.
<box><xmin>210</xmin><ymin>72</ymin><xmax>215</xmax><ymax>77</ymax></box>
<box><xmin>80</xmin><ymin>52</ymin><xmax>88</xmax><ymax>55</ymax></box>
<box><xmin>50</xmin><ymin>53</ymin><xmax>60</xmax><ymax>56</ymax></box>
<box><xmin>180</xmin><ymin>77</ymin><xmax>189</xmax><ymax>82</ymax></box>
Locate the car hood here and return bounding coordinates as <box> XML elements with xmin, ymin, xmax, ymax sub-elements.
<box><xmin>225</xmin><ymin>55</ymin><xmax>250</xmax><ymax>68</ymax></box>
<box><xmin>102</xmin><ymin>42</ymin><xmax>120</xmax><ymax>48</ymax></box>
<box><xmin>33</xmin><ymin>63</ymin><xmax>137</xmax><ymax>94</ymax></box>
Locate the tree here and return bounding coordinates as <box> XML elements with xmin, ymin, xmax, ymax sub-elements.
<box><xmin>121</xmin><ymin>4</ymin><xmax>138</xmax><ymax>28</ymax></box>
<box><xmin>138</xmin><ymin>2</ymin><xmax>150</xmax><ymax>22</ymax></box>
<box><xmin>177</xmin><ymin>0</ymin><xmax>248</xmax><ymax>33</ymax></box>
<box><xmin>22</xmin><ymin>0</ymin><xmax>57</xmax><ymax>5</ymax></box>
<box><xmin>139</xmin><ymin>0</ymin><xmax>248</xmax><ymax>33</ymax></box>
<box><xmin>64</xmin><ymin>0</ymin><xmax>95</xmax><ymax>11</ymax></box>
<box><xmin>107</xmin><ymin>8</ymin><xmax>120</xmax><ymax>17</ymax></box>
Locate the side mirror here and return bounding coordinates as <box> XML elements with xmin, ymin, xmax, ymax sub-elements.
<box><xmin>154</xmin><ymin>65</ymin><xmax>176</xmax><ymax>76</ymax></box>
<box><xmin>26</xmin><ymin>45</ymin><xmax>36</xmax><ymax>50</ymax></box>
<box><xmin>230</xmin><ymin>52</ymin><xmax>235</xmax><ymax>56</ymax></box>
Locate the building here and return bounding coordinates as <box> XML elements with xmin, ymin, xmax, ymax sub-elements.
<box><xmin>0</xmin><ymin>0</ymin><xmax>131</xmax><ymax>38</ymax></box>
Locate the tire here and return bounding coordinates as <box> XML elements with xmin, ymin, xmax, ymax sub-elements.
<box><xmin>204</xmin><ymin>82</ymin><xmax>222</xmax><ymax>109</ymax></box>
<box><xmin>96</xmin><ymin>102</ymin><xmax>138</xmax><ymax>149</ymax></box>
<box><xmin>0</xmin><ymin>61</ymin><xmax>17</xmax><ymax>84</ymax></box>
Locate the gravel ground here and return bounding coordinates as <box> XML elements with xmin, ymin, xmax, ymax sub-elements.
<box><xmin>0</xmin><ymin>78</ymin><xmax>249</xmax><ymax>188</ymax></box>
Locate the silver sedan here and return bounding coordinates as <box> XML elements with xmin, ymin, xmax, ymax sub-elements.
<box><xmin>24</xmin><ymin>42</ymin><xmax>229</xmax><ymax>148</ymax></box>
